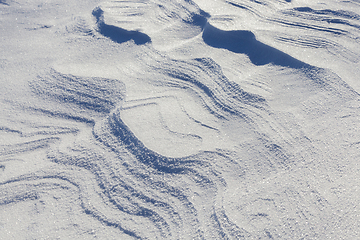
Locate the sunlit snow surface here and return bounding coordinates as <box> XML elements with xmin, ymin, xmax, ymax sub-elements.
<box><xmin>1</xmin><ymin>0</ymin><xmax>360</xmax><ymax>239</ymax></box>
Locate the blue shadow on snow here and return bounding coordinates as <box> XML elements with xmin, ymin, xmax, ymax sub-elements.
<box><xmin>92</xmin><ymin>7</ymin><xmax>151</xmax><ymax>45</ymax></box>
<box><xmin>202</xmin><ymin>23</ymin><xmax>308</xmax><ymax>68</ymax></box>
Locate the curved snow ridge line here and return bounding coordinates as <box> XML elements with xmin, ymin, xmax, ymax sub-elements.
<box><xmin>93</xmin><ymin>116</ymin><xmax>239</xmax><ymax>239</ymax></box>
<box><xmin>275</xmin><ymin>35</ymin><xmax>338</xmax><ymax>49</ymax></box>
<box><xmin>270</xmin><ymin>18</ymin><xmax>347</xmax><ymax>35</ymax></box>
<box><xmin>46</xmin><ymin>152</ymin><xmax>172</xmax><ymax>239</ymax></box>
<box><xmin>0</xmin><ymin>171</ymin><xmax>147</xmax><ymax>239</ymax></box>
<box><xmin>107</xmin><ymin>182</ymin><xmax>180</xmax><ymax>229</ymax></box>
<box><xmin>106</xmin><ymin>173</ymin><xmax>215</xmax><ymax>238</ymax></box>
<box><xmin>273</xmin><ymin>34</ymin><xmax>359</xmax><ymax>61</ymax></box>
<box><xmin>0</xmin><ymin>0</ymin><xmax>9</xmax><ymax>6</ymax></box>
<box><xmin>211</xmin><ymin>207</ymin><xmax>252</xmax><ymax>239</ymax></box>
<box><xmin>92</xmin><ymin>120</ymin><xmax>218</xmax><ymax>239</ymax></box>
<box><xmin>0</xmin><ymin>177</ymin><xmax>68</xmax><ymax>206</ymax></box>
<box><xmin>29</xmin><ymin>107</ymin><xmax>95</xmax><ymax>125</ymax></box>
<box><xmin>302</xmin><ymin>67</ymin><xmax>360</xmax><ymax>98</ymax></box>
<box><xmin>48</xmin><ymin>145</ymin><xmax>187</xmax><ymax>239</ymax></box>
<box><xmin>96</xmin><ymin>0</ymin><xmax>209</xmax><ymax>30</ymax></box>
<box><xmin>108</xmin><ymin>110</ymin><xmax>209</xmax><ymax>174</ymax></box>
<box><xmin>0</xmin><ymin>137</ymin><xmax>60</xmax><ymax>156</ymax></box>
<box><xmin>123</xmin><ymin>94</ymin><xmax>218</xmax><ymax>138</ymax></box>
<box><xmin>26</xmin><ymin>75</ymin><xmax>257</xmax><ymax>238</ymax></box>
<box><xmin>152</xmin><ymin>57</ymin><xmax>266</xmax><ymax>120</ymax></box>
<box><xmin>272</xmin><ymin>19</ymin><xmax>348</xmax><ymax>35</ymax></box>
<box><xmin>225</xmin><ymin>0</ymin><xmax>267</xmax><ymax>16</ymax></box>
<box><xmin>202</xmin><ymin>22</ymin><xmax>359</xmax><ymax>97</ymax></box>
<box><xmin>284</xmin><ymin>7</ymin><xmax>360</xmax><ymax>30</ymax></box>
<box><xmin>248</xmin><ymin>0</ymin><xmax>268</xmax><ymax>6</ymax></box>
<box><xmin>0</xmin><ymin>125</ymin><xmax>79</xmax><ymax>138</ymax></box>
<box><xmin>91</xmin><ymin>0</ymin><xmax>209</xmax><ymax>46</ymax></box>
<box><xmin>202</xmin><ymin>22</ymin><xmax>309</xmax><ymax>68</ymax></box>
<box><xmin>225</xmin><ymin>0</ymin><xmax>349</xmax><ymax>36</ymax></box>
<box><xmin>123</xmin><ymin>100</ymin><xmax>204</xmax><ymax>142</ymax></box>
<box><xmin>202</xmin><ymin>22</ymin><xmax>358</xmax><ymax>94</ymax></box>
<box><xmin>0</xmin><ymin>186</ymin><xmax>39</xmax><ymax>206</ymax></box>
<box><xmin>278</xmin><ymin>34</ymin><xmax>359</xmax><ymax>63</ymax></box>
<box><xmin>292</xmin><ymin>7</ymin><xmax>360</xmax><ymax>21</ymax></box>
<box><xmin>143</xmin><ymin>54</ymin><xmax>298</xmax><ymax>151</ymax></box>
<box><xmin>92</xmin><ymin>7</ymin><xmax>151</xmax><ymax>45</ymax></box>
<box><xmin>31</xmin><ymin>68</ymin><xmax>126</xmax><ymax>114</ymax></box>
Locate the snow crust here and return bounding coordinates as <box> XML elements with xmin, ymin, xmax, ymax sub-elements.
<box><xmin>1</xmin><ymin>0</ymin><xmax>360</xmax><ymax>239</ymax></box>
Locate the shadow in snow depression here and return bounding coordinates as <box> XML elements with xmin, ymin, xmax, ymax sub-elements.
<box><xmin>92</xmin><ymin>7</ymin><xmax>151</xmax><ymax>45</ymax></box>
<box><xmin>0</xmin><ymin>0</ymin><xmax>9</xmax><ymax>6</ymax></box>
<box><xmin>202</xmin><ymin>23</ymin><xmax>308</xmax><ymax>68</ymax></box>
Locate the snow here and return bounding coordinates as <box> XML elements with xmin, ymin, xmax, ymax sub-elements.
<box><xmin>1</xmin><ymin>0</ymin><xmax>360</xmax><ymax>239</ymax></box>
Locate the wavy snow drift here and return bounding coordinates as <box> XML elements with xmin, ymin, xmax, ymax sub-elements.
<box><xmin>1</xmin><ymin>0</ymin><xmax>360</xmax><ymax>239</ymax></box>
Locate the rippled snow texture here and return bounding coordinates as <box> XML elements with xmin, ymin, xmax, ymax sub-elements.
<box><xmin>1</xmin><ymin>0</ymin><xmax>360</xmax><ymax>239</ymax></box>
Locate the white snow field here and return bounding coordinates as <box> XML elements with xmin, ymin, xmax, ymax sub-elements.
<box><xmin>1</xmin><ymin>0</ymin><xmax>360</xmax><ymax>239</ymax></box>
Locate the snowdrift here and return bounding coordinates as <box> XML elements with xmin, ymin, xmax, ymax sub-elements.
<box><xmin>1</xmin><ymin>0</ymin><xmax>360</xmax><ymax>239</ymax></box>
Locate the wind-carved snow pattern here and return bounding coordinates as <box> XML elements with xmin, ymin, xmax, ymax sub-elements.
<box><xmin>1</xmin><ymin>0</ymin><xmax>360</xmax><ymax>239</ymax></box>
